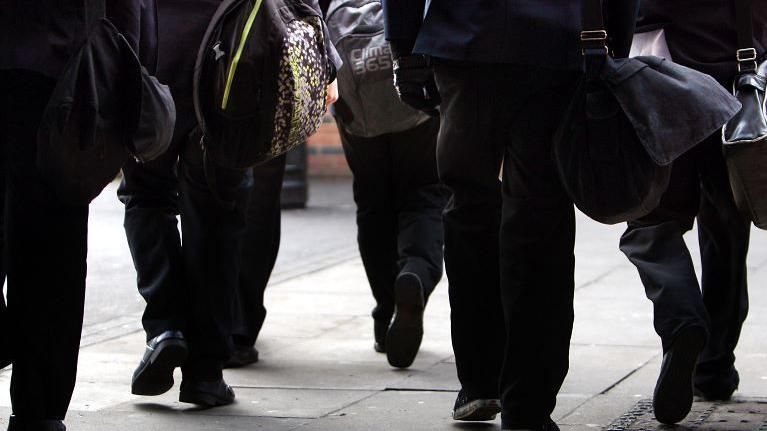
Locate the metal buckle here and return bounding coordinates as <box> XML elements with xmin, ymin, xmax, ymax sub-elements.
<box><xmin>737</xmin><ymin>48</ymin><xmax>758</xmax><ymax>73</ymax></box>
<box><xmin>580</xmin><ymin>30</ymin><xmax>609</xmax><ymax>55</ymax></box>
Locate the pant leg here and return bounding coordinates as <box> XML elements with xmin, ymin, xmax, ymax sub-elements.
<box><xmin>232</xmin><ymin>154</ymin><xmax>287</xmax><ymax>347</ymax></box>
<box><xmin>3</xmin><ymin>70</ymin><xmax>89</xmax><ymax>420</ymax></box>
<box><xmin>118</xmin><ymin>150</ymin><xmax>184</xmax><ymax>341</ymax></box>
<box><xmin>178</xmin><ymin>143</ymin><xmax>253</xmax><ymax>379</ymax></box>
<box><xmin>619</xmin><ymin>151</ymin><xmax>709</xmax><ymax>352</ymax></box>
<box><xmin>496</xmin><ymin>66</ymin><xmax>578</xmax><ymax>427</ymax></box>
<box><xmin>695</xmin><ymin>136</ymin><xmax>751</xmax><ymax>389</ymax></box>
<box><xmin>433</xmin><ymin>60</ymin><xmax>505</xmax><ymax>399</ymax></box>
<box><xmin>338</xmin><ymin>123</ymin><xmax>399</xmax><ymax>323</ymax></box>
<box><xmin>388</xmin><ymin>117</ymin><xmax>446</xmax><ymax>297</ymax></box>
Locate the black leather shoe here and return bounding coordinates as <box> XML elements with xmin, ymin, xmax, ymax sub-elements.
<box><xmin>179</xmin><ymin>378</ymin><xmax>235</xmax><ymax>407</ymax></box>
<box><xmin>502</xmin><ymin>417</ymin><xmax>560</xmax><ymax>431</ymax></box>
<box><xmin>653</xmin><ymin>326</ymin><xmax>706</xmax><ymax>425</ymax></box>
<box><xmin>386</xmin><ymin>272</ymin><xmax>425</xmax><ymax>368</ymax></box>
<box><xmin>131</xmin><ymin>330</ymin><xmax>188</xmax><ymax>396</ymax></box>
<box><xmin>374</xmin><ymin>319</ymin><xmax>388</xmax><ymax>353</ymax></box>
<box><xmin>452</xmin><ymin>390</ymin><xmax>501</xmax><ymax>421</ymax></box>
<box><xmin>694</xmin><ymin>366</ymin><xmax>739</xmax><ymax>401</ymax></box>
<box><xmin>223</xmin><ymin>345</ymin><xmax>259</xmax><ymax>369</ymax></box>
<box><xmin>8</xmin><ymin>416</ymin><xmax>66</xmax><ymax>431</ymax></box>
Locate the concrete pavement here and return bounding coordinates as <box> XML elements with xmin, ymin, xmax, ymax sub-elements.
<box><xmin>1</xmin><ymin>178</ymin><xmax>767</xmax><ymax>430</ymax></box>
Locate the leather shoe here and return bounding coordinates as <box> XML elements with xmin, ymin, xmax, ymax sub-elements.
<box><xmin>373</xmin><ymin>319</ymin><xmax>387</xmax><ymax>353</ymax></box>
<box><xmin>452</xmin><ymin>390</ymin><xmax>500</xmax><ymax>421</ymax></box>
<box><xmin>653</xmin><ymin>326</ymin><xmax>706</xmax><ymax>424</ymax></box>
<box><xmin>694</xmin><ymin>365</ymin><xmax>739</xmax><ymax>401</ymax></box>
<box><xmin>502</xmin><ymin>417</ymin><xmax>560</xmax><ymax>431</ymax></box>
<box><xmin>223</xmin><ymin>345</ymin><xmax>259</xmax><ymax>369</ymax></box>
<box><xmin>386</xmin><ymin>272</ymin><xmax>425</xmax><ymax>368</ymax></box>
<box><xmin>179</xmin><ymin>378</ymin><xmax>235</xmax><ymax>407</ymax></box>
<box><xmin>131</xmin><ymin>330</ymin><xmax>188</xmax><ymax>396</ymax></box>
<box><xmin>7</xmin><ymin>416</ymin><xmax>66</xmax><ymax>431</ymax></box>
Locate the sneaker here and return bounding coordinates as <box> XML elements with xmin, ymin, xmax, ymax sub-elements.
<box><xmin>452</xmin><ymin>390</ymin><xmax>501</xmax><ymax>421</ymax></box>
<box><xmin>653</xmin><ymin>326</ymin><xmax>706</xmax><ymax>424</ymax></box>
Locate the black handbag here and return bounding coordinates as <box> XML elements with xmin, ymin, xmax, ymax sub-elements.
<box><xmin>36</xmin><ymin>0</ymin><xmax>175</xmax><ymax>204</ymax></box>
<box><xmin>554</xmin><ymin>0</ymin><xmax>741</xmax><ymax>224</ymax></box>
<box><xmin>722</xmin><ymin>0</ymin><xmax>767</xmax><ymax>229</ymax></box>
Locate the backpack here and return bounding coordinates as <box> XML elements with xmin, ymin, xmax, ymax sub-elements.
<box><xmin>194</xmin><ymin>0</ymin><xmax>331</xmax><ymax>169</ymax></box>
<box><xmin>324</xmin><ymin>0</ymin><xmax>430</xmax><ymax>138</ymax></box>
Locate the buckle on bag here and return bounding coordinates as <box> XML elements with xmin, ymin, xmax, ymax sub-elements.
<box><xmin>580</xmin><ymin>30</ymin><xmax>609</xmax><ymax>56</ymax></box>
<box><xmin>737</xmin><ymin>48</ymin><xmax>758</xmax><ymax>73</ymax></box>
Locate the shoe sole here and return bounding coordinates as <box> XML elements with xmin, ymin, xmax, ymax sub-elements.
<box><xmin>653</xmin><ymin>328</ymin><xmax>706</xmax><ymax>425</ymax></box>
<box><xmin>131</xmin><ymin>339</ymin><xmax>188</xmax><ymax>396</ymax></box>
<box><xmin>453</xmin><ymin>399</ymin><xmax>501</xmax><ymax>421</ymax></box>
<box><xmin>386</xmin><ymin>273</ymin><xmax>425</xmax><ymax>369</ymax></box>
<box><xmin>179</xmin><ymin>389</ymin><xmax>235</xmax><ymax>407</ymax></box>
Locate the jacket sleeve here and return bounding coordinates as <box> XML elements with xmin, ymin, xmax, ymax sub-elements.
<box><xmin>304</xmin><ymin>0</ymin><xmax>342</xmax><ymax>80</ymax></box>
<box><xmin>382</xmin><ymin>0</ymin><xmax>427</xmax><ymax>53</ymax></box>
<box><xmin>606</xmin><ymin>0</ymin><xmax>639</xmax><ymax>58</ymax></box>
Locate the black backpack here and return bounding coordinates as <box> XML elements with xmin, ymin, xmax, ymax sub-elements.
<box><xmin>194</xmin><ymin>0</ymin><xmax>331</xmax><ymax>169</ymax></box>
<box><xmin>324</xmin><ymin>0</ymin><xmax>429</xmax><ymax>137</ymax></box>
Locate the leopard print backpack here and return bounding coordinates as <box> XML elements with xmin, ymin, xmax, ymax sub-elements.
<box><xmin>193</xmin><ymin>0</ymin><xmax>331</xmax><ymax>169</ymax></box>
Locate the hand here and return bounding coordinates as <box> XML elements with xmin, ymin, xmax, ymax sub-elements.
<box><xmin>392</xmin><ymin>54</ymin><xmax>441</xmax><ymax>116</ymax></box>
<box><xmin>326</xmin><ymin>79</ymin><xmax>339</xmax><ymax>107</ymax></box>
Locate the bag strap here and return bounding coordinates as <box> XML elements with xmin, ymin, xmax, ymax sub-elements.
<box><xmin>735</xmin><ymin>0</ymin><xmax>758</xmax><ymax>73</ymax></box>
<box><xmin>581</xmin><ymin>0</ymin><xmax>609</xmax><ymax>79</ymax></box>
<box><xmin>86</xmin><ymin>0</ymin><xmax>106</xmax><ymax>28</ymax></box>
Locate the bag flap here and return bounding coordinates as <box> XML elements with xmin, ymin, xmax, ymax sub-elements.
<box><xmin>604</xmin><ymin>56</ymin><xmax>741</xmax><ymax>165</ymax></box>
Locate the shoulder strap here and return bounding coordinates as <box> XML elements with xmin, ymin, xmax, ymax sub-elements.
<box><xmin>735</xmin><ymin>0</ymin><xmax>757</xmax><ymax>73</ymax></box>
<box><xmin>581</xmin><ymin>0</ymin><xmax>608</xmax><ymax>79</ymax></box>
<box><xmin>85</xmin><ymin>0</ymin><xmax>106</xmax><ymax>30</ymax></box>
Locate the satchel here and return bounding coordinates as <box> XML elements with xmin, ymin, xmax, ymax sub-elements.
<box><xmin>721</xmin><ymin>0</ymin><xmax>767</xmax><ymax>229</ymax></box>
<box><xmin>193</xmin><ymin>0</ymin><xmax>331</xmax><ymax>169</ymax></box>
<box><xmin>36</xmin><ymin>0</ymin><xmax>175</xmax><ymax>204</ymax></box>
<box><xmin>554</xmin><ymin>0</ymin><xmax>741</xmax><ymax>225</ymax></box>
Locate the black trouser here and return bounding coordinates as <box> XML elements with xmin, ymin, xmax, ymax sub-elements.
<box><xmin>231</xmin><ymin>155</ymin><xmax>287</xmax><ymax>347</ymax></box>
<box><xmin>118</xmin><ymin>0</ymin><xmax>251</xmax><ymax>379</ymax></box>
<box><xmin>337</xmin><ymin>118</ymin><xmax>446</xmax><ymax>324</ymax></box>
<box><xmin>0</xmin><ymin>70</ymin><xmax>89</xmax><ymax>422</ymax></box>
<box><xmin>620</xmin><ymin>133</ymin><xmax>750</xmax><ymax>389</ymax></box>
<box><xmin>119</xmin><ymin>136</ymin><xmax>252</xmax><ymax>379</ymax></box>
<box><xmin>434</xmin><ymin>60</ymin><xmax>578</xmax><ymax>428</ymax></box>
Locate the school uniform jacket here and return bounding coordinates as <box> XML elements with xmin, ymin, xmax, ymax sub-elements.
<box><xmin>639</xmin><ymin>0</ymin><xmax>767</xmax><ymax>82</ymax></box>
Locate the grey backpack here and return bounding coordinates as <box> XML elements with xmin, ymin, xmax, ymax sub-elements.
<box><xmin>325</xmin><ymin>0</ymin><xmax>430</xmax><ymax>137</ymax></box>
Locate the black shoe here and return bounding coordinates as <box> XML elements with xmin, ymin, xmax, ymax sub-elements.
<box><xmin>694</xmin><ymin>366</ymin><xmax>739</xmax><ymax>401</ymax></box>
<box><xmin>452</xmin><ymin>390</ymin><xmax>501</xmax><ymax>421</ymax></box>
<box><xmin>502</xmin><ymin>417</ymin><xmax>560</xmax><ymax>431</ymax></box>
<box><xmin>653</xmin><ymin>326</ymin><xmax>706</xmax><ymax>425</ymax></box>
<box><xmin>131</xmin><ymin>330</ymin><xmax>188</xmax><ymax>396</ymax></box>
<box><xmin>8</xmin><ymin>416</ymin><xmax>66</xmax><ymax>431</ymax></box>
<box><xmin>223</xmin><ymin>345</ymin><xmax>259</xmax><ymax>369</ymax></box>
<box><xmin>386</xmin><ymin>272</ymin><xmax>425</xmax><ymax>368</ymax></box>
<box><xmin>374</xmin><ymin>319</ymin><xmax>388</xmax><ymax>353</ymax></box>
<box><xmin>179</xmin><ymin>378</ymin><xmax>235</xmax><ymax>407</ymax></box>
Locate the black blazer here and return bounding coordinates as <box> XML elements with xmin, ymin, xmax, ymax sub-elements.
<box><xmin>382</xmin><ymin>0</ymin><xmax>638</xmax><ymax>70</ymax></box>
<box><xmin>639</xmin><ymin>0</ymin><xmax>767</xmax><ymax>83</ymax></box>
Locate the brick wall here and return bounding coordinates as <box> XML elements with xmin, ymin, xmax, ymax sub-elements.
<box><xmin>307</xmin><ymin>115</ymin><xmax>351</xmax><ymax>177</ymax></box>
